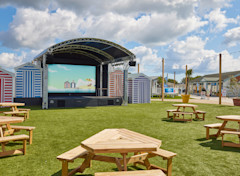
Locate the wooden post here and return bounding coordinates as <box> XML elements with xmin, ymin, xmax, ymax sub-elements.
<box><xmin>185</xmin><ymin>65</ymin><xmax>188</xmax><ymax>95</ymax></box>
<box><xmin>219</xmin><ymin>53</ymin><xmax>222</xmax><ymax>105</ymax></box>
<box><xmin>162</xmin><ymin>58</ymin><xmax>164</xmax><ymax>101</ymax></box>
<box><xmin>174</xmin><ymin>72</ymin><xmax>175</xmax><ymax>88</ymax></box>
<box><xmin>138</xmin><ymin>64</ymin><xmax>140</xmax><ymax>73</ymax></box>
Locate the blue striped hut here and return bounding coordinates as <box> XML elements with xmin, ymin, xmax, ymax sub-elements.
<box><xmin>128</xmin><ymin>73</ymin><xmax>151</xmax><ymax>104</ymax></box>
<box><xmin>15</xmin><ymin>62</ymin><xmax>42</xmax><ymax>98</ymax></box>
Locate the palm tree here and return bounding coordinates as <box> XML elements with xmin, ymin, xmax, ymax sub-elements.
<box><xmin>185</xmin><ymin>69</ymin><xmax>193</xmax><ymax>95</ymax></box>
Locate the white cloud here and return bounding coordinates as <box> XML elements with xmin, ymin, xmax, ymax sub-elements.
<box><xmin>0</xmin><ymin>8</ymin><xmax>81</xmax><ymax>49</ymax></box>
<box><xmin>166</xmin><ymin>36</ymin><xmax>240</xmax><ymax>76</ymax></box>
<box><xmin>0</xmin><ymin>1</ymin><xmax>208</xmax><ymax>49</ymax></box>
<box><xmin>224</xmin><ymin>27</ymin><xmax>240</xmax><ymax>46</ymax></box>
<box><xmin>0</xmin><ymin>52</ymin><xmax>25</xmax><ymax>68</ymax></box>
<box><xmin>130</xmin><ymin>46</ymin><xmax>162</xmax><ymax>73</ymax></box>
<box><xmin>204</xmin><ymin>8</ymin><xmax>238</xmax><ymax>32</ymax></box>
<box><xmin>57</xmin><ymin>64</ymin><xmax>70</xmax><ymax>71</ymax></box>
<box><xmin>48</xmin><ymin>69</ymin><xmax>57</xmax><ymax>73</ymax></box>
<box><xmin>167</xmin><ymin>36</ymin><xmax>217</xmax><ymax>74</ymax></box>
<box><xmin>197</xmin><ymin>0</ymin><xmax>232</xmax><ymax>13</ymax></box>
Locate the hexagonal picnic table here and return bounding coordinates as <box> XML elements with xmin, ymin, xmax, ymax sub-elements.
<box><xmin>80</xmin><ymin>128</ymin><xmax>162</xmax><ymax>172</ymax></box>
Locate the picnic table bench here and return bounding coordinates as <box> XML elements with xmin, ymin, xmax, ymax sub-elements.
<box><xmin>204</xmin><ymin>115</ymin><xmax>240</xmax><ymax>148</ymax></box>
<box><xmin>57</xmin><ymin>146</ymin><xmax>88</xmax><ymax>176</ymax></box>
<box><xmin>0</xmin><ymin>134</ymin><xmax>29</xmax><ymax>157</ymax></box>
<box><xmin>3</xmin><ymin>111</ymin><xmax>28</xmax><ymax>120</ymax></box>
<box><xmin>95</xmin><ymin>170</ymin><xmax>166</xmax><ymax>176</ymax></box>
<box><xmin>204</xmin><ymin>123</ymin><xmax>222</xmax><ymax>139</ymax></box>
<box><xmin>2</xmin><ymin>125</ymin><xmax>35</xmax><ymax>144</ymax></box>
<box><xmin>221</xmin><ymin>130</ymin><xmax>240</xmax><ymax>148</ymax></box>
<box><xmin>0</xmin><ymin>116</ymin><xmax>30</xmax><ymax>157</ymax></box>
<box><xmin>173</xmin><ymin>112</ymin><xmax>193</xmax><ymax>121</ymax></box>
<box><xmin>13</xmin><ymin>108</ymin><xmax>31</xmax><ymax>119</ymax></box>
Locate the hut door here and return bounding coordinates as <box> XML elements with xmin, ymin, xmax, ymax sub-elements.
<box><xmin>138</xmin><ymin>81</ymin><xmax>145</xmax><ymax>103</ymax></box>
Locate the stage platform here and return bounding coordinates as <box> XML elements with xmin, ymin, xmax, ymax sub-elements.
<box><xmin>48</xmin><ymin>96</ymin><xmax>123</xmax><ymax>108</ymax></box>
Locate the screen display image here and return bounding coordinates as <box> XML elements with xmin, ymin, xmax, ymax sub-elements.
<box><xmin>48</xmin><ymin>64</ymin><xmax>96</xmax><ymax>93</ymax></box>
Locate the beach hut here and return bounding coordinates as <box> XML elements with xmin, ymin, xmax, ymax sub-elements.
<box><xmin>108</xmin><ymin>70</ymin><xmax>124</xmax><ymax>97</ymax></box>
<box><xmin>0</xmin><ymin>67</ymin><xmax>14</xmax><ymax>102</ymax></box>
<box><xmin>128</xmin><ymin>73</ymin><xmax>151</xmax><ymax>104</ymax></box>
<box><xmin>15</xmin><ymin>62</ymin><xmax>42</xmax><ymax>98</ymax></box>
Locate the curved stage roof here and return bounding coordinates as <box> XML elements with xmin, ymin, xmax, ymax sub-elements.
<box><xmin>34</xmin><ymin>38</ymin><xmax>135</xmax><ymax>65</ymax></box>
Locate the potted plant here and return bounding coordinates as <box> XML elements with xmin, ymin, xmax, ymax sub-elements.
<box><xmin>182</xmin><ymin>68</ymin><xmax>193</xmax><ymax>103</ymax></box>
<box><xmin>228</xmin><ymin>76</ymin><xmax>240</xmax><ymax>106</ymax></box>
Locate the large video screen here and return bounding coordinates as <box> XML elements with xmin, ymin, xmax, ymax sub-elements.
<box><xmin>48</xmin><ymin>64</ymin><xmax>96</xmax><ymax>93</ymax></box>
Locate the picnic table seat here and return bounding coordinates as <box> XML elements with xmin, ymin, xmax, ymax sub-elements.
<box><xmin>204</xmin><ymin>123</ymin><xmax>222</xmax><ymax>139</ymax></box>
<box><xmin>194</xmin><ymin>110</ymin><xmax>206</xmax><ymax>120</ymax></box>
<box><xmin>95</xmin><ymin>170</ymin><xmax>166</xmax><ymax>176</ymax></box>
<box><xmin>3</xmin><ymin>111</ymin><xmax>28</xmax><ymax>120</ymax></box>
<box><xmin>57</xmin><ymin>145</ymin><xmax>89</xmax><ymax>176</ymax></box>
<box><xmin>15</xmin><ymin>108</ymin><xmax>31</xmax><ymax>119</ymax></box>
<box><xmin>166</xmin><ymin>109</ymin><xmax>178</xmax><ymax>118</ymax></box>
<box><xmin>173</xmin><ymin>112</ymin><xmax>193</xmax><ymax>122</ymax></box>
<box><xmin>0</xmin><ymin>134</ymin><xmax>29</xmax><ymax>157</ymax></box>
<box><xmin>135</xmin><ymin>149</ymin><xmax>176</xmax><ymax>176</ymax></box>
<box><xmin>221</xmin><ymin>130</ymin><xmax>240</xmax><ymax>148</ymax></box>
<box><xmin>2</xmin><ymin>125</ymin><xmax>35</xmax><ymax>144</ymax></box>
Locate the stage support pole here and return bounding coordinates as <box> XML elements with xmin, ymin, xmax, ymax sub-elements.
<box><xmin>219</xmin><ymin>53</ymin><xmax>222</xmax><ymax>105</ymax></box>
<box><xmin>100</xmin><ymin>63</ymin><xmax>103</xmax><ymax>96</ymax></box>
<box><xmin>42</xmin><ymin>54</ymin><xmax>48</xmax><ymax>109</ymax></box>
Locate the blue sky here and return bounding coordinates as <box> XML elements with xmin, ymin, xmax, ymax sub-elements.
<box><xmin>0</xmin><ymin>0</ymin><xmax>240</xmax><ymax>82</ymax></box>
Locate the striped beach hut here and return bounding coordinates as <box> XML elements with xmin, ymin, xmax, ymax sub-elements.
<box><xmin>128</xmin><ymin>73</ymin><xmax>151</xmax><ymax>104</ymax></box>
<box><xmin>15</xmin><ymin>62</ymin><xmax>42</xmax><ymax>98</ymax></box>
<box><xmin>108</xmin><ymin>70</ymin><xmax>124</xmax><ymax>97</ymax></box>
<box><xmin>0</xmin><ymin>67</ymin><xmax>14</xmax><ymax>102</ymax></box>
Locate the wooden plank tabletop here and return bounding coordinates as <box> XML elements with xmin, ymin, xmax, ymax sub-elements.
<box><xmin>81</xmin><ymin>129</ymin><xmax>161</xmax><ymax>154</ymax></box>
<box><xmin>172</xmin><ymin>104</ymin><xmax>198</xmax><ymax>108</ymax></box>
<box><xmin>216</xmin><ymin>115</ymin><xmax>240</xmax><ymax>121</ymax></box>
<box><xmin>0</xmin><ymin>116</ymin><xmax>24</xmax><ymax>125</ymax></box>
<box><xmin>95</xmin><ymin>170</ymin><xmax>166</xmax><ymax>176</ymax></box>
<box><xmin>0</xmin><ymin>103</ymin><xmax>25</xmax><ymax>107</ymax></box>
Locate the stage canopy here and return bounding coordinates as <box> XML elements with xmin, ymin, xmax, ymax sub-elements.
<box><xmin>34</xmin><ymin>38</ymin><xmax>135</xmax><ymax>65</ymax></box>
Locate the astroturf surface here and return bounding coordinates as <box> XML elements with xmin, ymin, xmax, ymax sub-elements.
<box><xmin>0</xmin><ymin>101</ymin><xmax>240</xmax><ymax>176</ymax></box>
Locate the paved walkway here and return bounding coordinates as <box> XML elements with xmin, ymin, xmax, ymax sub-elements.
<box><xmin>152</xmin><ymin>95</ymin><xmax>234</xmax><ymax>106</ymax></box>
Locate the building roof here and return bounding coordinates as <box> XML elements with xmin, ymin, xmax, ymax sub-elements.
<box><xmin>204</xmin><ymin>70</ymin><xmax>240</xmax><ymax>80</ymax></box>
<box><xmin>128</xmin><ymin>73</ymin><xmax>150</xmax><ymax>80</ymax></box>
<box><xmin>14</xmin><ymin>62</ymin><xmax>41</xmax><ymax>70</ymax></box>
<box><xmin>33</xmin><ymin>38</ymin><xmax>135</xmax><ymax>66</ymax></box>
<box><xmin>150</xmin><ymin>76</ymin><xmax>159</xmax><ymax>80</ymax></box>
<box><xmin>189</xmin><ymin>70</ymin><xmax>240</xmax><ymax>83</ymax></box>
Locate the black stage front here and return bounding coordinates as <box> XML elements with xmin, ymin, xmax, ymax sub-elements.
<box><xmin>48</xmin><ymin>96</ymin><xmax>123</xmax><ymax>108</ymax></box>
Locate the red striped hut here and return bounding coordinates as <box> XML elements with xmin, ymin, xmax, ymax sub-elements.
<box><xmin>0</xmin><ymin>67</ymin><xmax>14</xmax><ymax>102</ymax></box>
<box><xmin>108</xmin><ymin>70</ymin><xmax>124</xmax><ymax>97</ymax></box>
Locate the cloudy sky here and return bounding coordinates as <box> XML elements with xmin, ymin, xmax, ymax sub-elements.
<box><xmin>0</xmin><ymin>0</ymin><xmax>240</xmax><ymax>81</ymax></box>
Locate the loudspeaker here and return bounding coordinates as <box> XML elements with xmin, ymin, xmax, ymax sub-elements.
<box><xmin>129</xmin><ymin>61</ymin><xmax>136</xmax><ymax>66</ymax></box>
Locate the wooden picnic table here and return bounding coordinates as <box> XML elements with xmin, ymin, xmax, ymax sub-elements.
<box><xmin>215</xmin><ymin>115</ymin><xmax>240</xmax><ymax>138</ymax></box>
<box><xmin>172</xmin><ymin>104</ymin><xmax>198</xmax><ymax>112</ymax></box>
<box><xmin>0</xmin><ymin>116</ymin><xmax>24</xmax><ymax>137</ymax></box>
<box><xmin>0</xmin><ymin>102</ymin><xmax>25</xmax><ymax>112</ymax></box>
<box><xmin>81</xmin><ymin>128</ymin><xmax>161</xmax><ymax>172</ymax></box>
<box><xmin>172</xmin><ymin>104</ymin><xmax>199</xmax><ymax>121</ymax></box>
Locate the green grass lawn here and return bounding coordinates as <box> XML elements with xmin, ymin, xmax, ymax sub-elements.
<box><xmin>1</xmin><ymin>102</ymin><xmax>240</xmax><ymax>176</ymax></box>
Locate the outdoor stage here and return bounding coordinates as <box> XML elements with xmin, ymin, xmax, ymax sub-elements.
<box><xmin>48</xmin><ymin>96</ymin><xmax>123</xmax><ymax>108</ymax></box>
